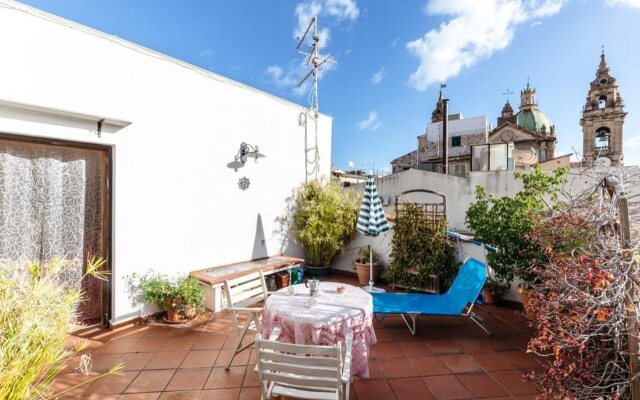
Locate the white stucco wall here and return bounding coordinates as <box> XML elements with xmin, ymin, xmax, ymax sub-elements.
<box><xmin>332</xmin><ymin>169</ymin><xmax>525</xmax><ymax>302</ymax></box>
<box><xmin>334</xmin><ymin>167</ymin><xmax>639</xmax><ymax>302</ymax></box>
<box><xmin>426</xmin><ymin>115</ymin><xmax>490</xmax><ymax>142</ymax></box>
<box><xmin>0</xmin><ymin>1</ymin><xmax>332</xmax><ymax>323</ymax></box>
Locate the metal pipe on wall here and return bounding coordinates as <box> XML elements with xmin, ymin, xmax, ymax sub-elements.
<box><xmin>442</xmin><ymin>98</ymin><xmax>449</xmax><ymax>174</ymax></box>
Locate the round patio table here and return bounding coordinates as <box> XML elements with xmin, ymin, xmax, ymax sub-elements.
<box><xmin>261</xmin><ymin>281</ymin><xmax>377</xmax><ymax>378</ymax></box>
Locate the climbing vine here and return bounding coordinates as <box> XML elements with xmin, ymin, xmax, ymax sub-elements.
<box><xmin>387</xmin><ymin>203</ymin><xmax>456</xmax><ymax>291</ymax></box>
<box><xmin>525</xmin><ymin>168</ymin><xmax>640</xmax><ymax>399</ymax></box>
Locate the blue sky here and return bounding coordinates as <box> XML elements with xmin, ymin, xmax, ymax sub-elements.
<box><xmin>20</xmin><ymin>0</ymin><xmax>640</xmax><ymax>172</ymax></box>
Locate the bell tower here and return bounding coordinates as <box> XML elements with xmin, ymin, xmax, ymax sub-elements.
<box><xmin>580</xmin><ymin>49</ymin><xmax>626</xmax><ymax>165</ymax></box>
<box><xmin>497</xmin><ymin>100</ymin><xmax>516</xmax><ymax>126</ymax></box>
<box><xmin>431</xmin><ymin>84</ymin><xmax>445</xmax><ymax>123</ymax></box>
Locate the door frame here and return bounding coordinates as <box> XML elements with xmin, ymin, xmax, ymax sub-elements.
<box><xmin>0</xmin><ymin>132</ymin><xmax>114</xmax><ymax>327</ymax></box>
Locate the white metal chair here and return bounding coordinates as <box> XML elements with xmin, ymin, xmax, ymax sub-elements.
<box><xmin>255</xmin><ymin>327</ymin><xmax>353</xmax><ymax>400</ymax></box>
<box><xmin>223</xmin><ymin>270</ymin><xmax>269</xmax><ymax>370</ymax></box>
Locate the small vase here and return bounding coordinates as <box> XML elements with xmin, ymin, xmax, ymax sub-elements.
<box><xmin>353</xmin><ymin>259</ymin><xmax>382</xmax><ymax>286</ymax></box>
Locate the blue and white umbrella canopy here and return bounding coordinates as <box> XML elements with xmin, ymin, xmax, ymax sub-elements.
<box><xmin>357</xmin><ymin>176</ymin><xmax>390</xmax><ymax>237</ymax></box>
<box><xmin>356</xmin><ymin>175</ymin><xmax>390</xmax><ymax>292</ymax></box>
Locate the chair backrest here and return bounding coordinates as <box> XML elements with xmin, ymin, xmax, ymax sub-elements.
<box><xmin>255</xmin><ymin>334</ymin><xmax>344</xmax><ymax>398</ymax></box>
<box><xmin>444</xmin><ymin>257</ymin><xmax>488</xmax><ymax>310</ymax></box>
<box><xmin>224</xmin><ymin>271</ymin><xmax>269</xmax><ymax>307</ymax></box>
<box><xmin>223</xmin><ymin>271</ymin><xmax>268</xmax><ymax>330</ymax></box>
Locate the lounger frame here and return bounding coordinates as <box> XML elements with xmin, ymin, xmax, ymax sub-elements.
<box><xmin>373</xmin><ymin>257</ymin><xmax>492</xmax><ymax>336</ymax></box>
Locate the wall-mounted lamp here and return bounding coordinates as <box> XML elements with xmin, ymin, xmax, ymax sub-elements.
<box><xmin>227</xmin><ymin>142</ymin><xmax>266</xmax><ymax>171</ymax></box>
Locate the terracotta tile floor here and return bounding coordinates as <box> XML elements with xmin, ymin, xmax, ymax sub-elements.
<box><xmin>58</xmin><ymin>276</ymin><xmax>539</xmax><ymax>399</ymax></box>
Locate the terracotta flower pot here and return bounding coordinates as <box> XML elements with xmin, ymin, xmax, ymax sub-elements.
<box><xmin>518</xmin><ymin>285</ymin><xmax>535</xmax><ymax>320</ymax></box>
<box><xmin>482</xmin><ymin>289</ymin><xmax>502</xmax><ymax>305</ymax></box>
<box><xmin>165</xmin><ymin>306</ymin><xmax>183</xmax><ymax>323</ymax></box>
<box><xmin>164</xmin><ymin>305</ymin><xmax>195</xmax><ymax>324</ymax></box>
<box><xmin>353</xmin><ymin>259</ymin><xmax>382</xmax><ymax>286</ymax></box>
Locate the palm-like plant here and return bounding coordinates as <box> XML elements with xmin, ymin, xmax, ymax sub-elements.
<box><xmin>0</xmin><ymin>257</ymin><xmax>121</xmax><ymax>400</ymax></box>
<box><xmin>279</xmin><ymin>180</ymin><xmax>361</xmax><ymax>268</ymax></box>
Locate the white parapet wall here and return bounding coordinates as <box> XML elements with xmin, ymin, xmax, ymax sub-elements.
<box><xmin>0</xmin><ymin>1</ymin><xmax>331</xmax><ymax>324</ymax></box>
<box><xmin>332</xmin><ymin>168</ymin><xmax>622</xmax><ymax>303</ymax></box>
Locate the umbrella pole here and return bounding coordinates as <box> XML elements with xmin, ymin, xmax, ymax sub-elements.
<box><xmin>368</xmin><ymin>244</ymin><xmax>374</xmax><ymax>290</ymax></box>
<box><xmin>364</xmin><ymin>242</ymin><xmax>385</xmax><ymax>293</ymax></box>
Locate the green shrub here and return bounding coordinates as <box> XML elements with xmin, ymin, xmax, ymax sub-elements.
<box><xmin>483</xmin><ymin>277</ymin><xmax>509</xmax><ymax>296</ymax></box>
<box><xmin>0</xmin><ymin>257</ymin><xmax>120</xmax><ymax>400</ymax></box>
<box><xmin>280</xmin><ymin>180</ymin><xmax>361</xmax><ymax>268</ymax></box>
<box><xmin>356</xmin><ymin>246</ymin><xmax>381</xmax><ymax>264</ymax></box>
<box><xmin>465</xmin><ymin>165</ymin><xmax>567</xmax><ymax>284</ymax></box>
<box><xmin>128</xmin><ymin>272</ymin><xmax>205</xmax><ymax>319</ymax></box>
<box><xmin>387</xmin><ymin>204</ymin><xmax>457</xmax><ymax>290</ymax></box>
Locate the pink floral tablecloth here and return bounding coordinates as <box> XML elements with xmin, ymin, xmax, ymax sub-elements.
<box><xmin>261</xmin><ymin>282</ymin><xmax>377</xmax><ymax>378</ymax></box>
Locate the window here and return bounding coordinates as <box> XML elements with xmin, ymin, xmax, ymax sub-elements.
<box><xmin>595</xmin><ymin>127</ymin><xmax>611</xmax><ymax>153</ymax></box>
<box><xmin>448</xmin><ymin>163</ymin><xmax>466</xmax><ymax>177</ymax></box>
<box><xmin>538</xmin><ymin>149</ymin><xmax>547</xmax><ymax>162</ymax></box>
<box><xmin>471</xmin><ymin>143</ymin><xmax>509</xmax><ymax>171</ymax></box>
<box><xmin>598</xmin><ymin>95</ymin><xmax>607</xmax><ymax>109</ymax></box>
<box><xmin>451</xmin><ymin>136</ymin><xmax>461</xmax><ymax>147</ymax></box>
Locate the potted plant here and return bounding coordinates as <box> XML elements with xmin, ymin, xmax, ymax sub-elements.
<box><xmin>353</xmin><ymin>246</ymin><xmax>382</xmax><ymax>286</ymax></box>
<box><xmin>482</xmin><ymin>278</ymin><xmax>508</xmax><ymax>304</ymax></box>
<box><xmin>277</xmin><ymin>180</ymin><xmax>360</xmax><ymax>278</ymax></box>
<box><xmin>133</xmin><ymin>273</ymin><xmax>206</xmax><ymax>323</ymax></box>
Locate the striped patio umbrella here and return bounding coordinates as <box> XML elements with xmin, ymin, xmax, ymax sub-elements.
<box><xmin>356</xmin><ymin>175</ymin><xmax>390</xmax><ymax>292</ymax></box>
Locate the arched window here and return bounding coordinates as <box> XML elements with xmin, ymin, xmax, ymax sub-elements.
<box><xmin>598</xmin><ymin>95</ymin><xmax>607</xmax><ymax>109</ymax></box>
<box><xmin>594</xmin><ymin>127</ymin><xmax>611</xmax><ymax>153</ymax></box>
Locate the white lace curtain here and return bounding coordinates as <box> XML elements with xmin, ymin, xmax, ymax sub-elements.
<box><xmin>0</xmin><ymin>149</ymin><xmax>87</xmax><ymax>279</ymax></box>
<box><xmin>0</xmin><ymin>139</ymin><xmax>107</xmax><ymax>322</ymax></box>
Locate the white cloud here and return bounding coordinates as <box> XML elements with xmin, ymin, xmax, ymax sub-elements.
<box><xmin>199</xmin><ymin>49</ymin><xmax>213</xmax><ymax>57</ymax></box>
<box><xmin>357</xmin><ymin>111</ymin><xmax>382</xmax><ymax>131</ymax></box>
<box><xmin>265</xmin><ymin>64</ymin><xmax>307</xmax><ymax>96</ymax></box>
<box><xmin>268</xmin><ymin>0</ymin><xmax>359</xmax><ymax>96</ymax></box>
<box><xmin>406</xmin><ymin>0</ymin><xmax>566</xmax><ymax>91</ymax></box>
<box><xmin>295</xmin><ymin>1</ymin><xmax>331</xmax><ymax>47</ymax></box>
<box><xmin>294</xmin><ymin>0</ymin><xmax>359</xmax><ymax>47</ymax></box>
<box><xmin>531</xmin><ymin>21</ymin><xmax>543</xmax><ymax>27</ymax></box>
<box><xmin>266</xmin><ymin>65</ymin><xmax>296</xmax><ymax>88</ymax></box>
<box><xmin>604</xmin><ymin>0</ymin><xmax>640</xmax><ymax>8</ymax></box>
<box><xmin>325</xmin><ymin>0</ymin><xmax>360</xmax><ymax>20</ymax></box>
<box><xmin>371</xmin><ymin>67</ymin><xmax>387</xmax><ymax>85</ymax></box>
<box><xmin>265</xmin><ymin>60</ymin><xmax>335</xmax><ymax>97</ymax></box>
<box><xmin>390</xmin><ymin>37</ymin><xmax>400</xmax><ymax>47</ymax></box>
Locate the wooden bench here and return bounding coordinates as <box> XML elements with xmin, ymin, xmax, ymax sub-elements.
<box><xmin>190</xmin><ymin>255</ymin><xmax>304</xmax><ymax>312</ymax></box>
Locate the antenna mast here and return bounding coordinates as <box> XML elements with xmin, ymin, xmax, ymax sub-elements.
<box><xmin>296</xmin><ymin>17</ymin><xmax>337</xmax><ymax>182</ymax></box>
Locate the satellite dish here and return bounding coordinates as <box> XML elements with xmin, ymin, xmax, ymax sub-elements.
<box><xmin>596</xmin><ymin>156</ymin><xmax>612</xmax><ymax>167</ymax></box>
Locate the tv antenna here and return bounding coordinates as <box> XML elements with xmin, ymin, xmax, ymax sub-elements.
<box><xmin>295</xmin><ymin>16</ymin><xmax>338</xmax><ymax>182</ymax></box>
<box><xmin>296</xmin><ymin>16</ymin><xmax>337</xmax><ymax>114</ymax></box>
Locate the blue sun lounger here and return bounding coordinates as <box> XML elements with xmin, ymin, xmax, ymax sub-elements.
<box><xmin>372</xmin><ymin>257</ymin><xmax>490</xmax><ymax>335</ymax></box>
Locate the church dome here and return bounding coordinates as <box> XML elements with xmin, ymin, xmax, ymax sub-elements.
<box><xmin>516</xmin><ymin>108</ymin><xmax>553</xmax><ymax>133</ymax></box>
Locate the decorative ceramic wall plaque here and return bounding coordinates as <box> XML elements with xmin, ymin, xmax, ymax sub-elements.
<box><xmin>238</xmin><ymin>176</ymin><xmax>250</xmax><ymax>191</ymax></box>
